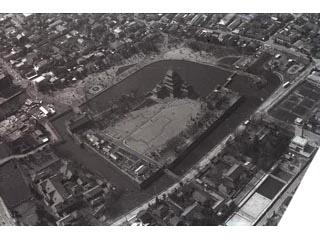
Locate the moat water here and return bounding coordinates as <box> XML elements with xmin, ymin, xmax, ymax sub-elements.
<box><xmin>51</xmin><ymin>59</ymin><xmax>280</xmax><ymax>220</ymax></box>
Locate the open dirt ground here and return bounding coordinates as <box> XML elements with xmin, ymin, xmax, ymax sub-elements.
<box><xmin>103</xmin><ymin>98</ymin><xmax>202</xmax><ymax>155</ymax></box>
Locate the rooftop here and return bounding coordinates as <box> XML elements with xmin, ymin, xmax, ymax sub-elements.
<box><xmin>227</xmin><ymin>192</ymin><xmax>271</xmax><ymax>226</ymax></box>
<box><xmin>291</xmin><ymin>136</ymin><xmax>308</xmax><ymax>147</ymax></box>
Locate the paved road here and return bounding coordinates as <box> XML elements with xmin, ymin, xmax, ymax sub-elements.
<box><xmin>109</xmin><ymin>58</ymin><xmax>313</xmax><ymax>225</ymax></box>
<box><xmin>258</xmin><ymin>63</ymin><xmax>315</xmax><ymax>114</ymax></box>
<box><xmin>111</xmin><ymin>132</ymin><xmax>232</xmax><ymax>225</ymax></box>
<box><xmin>0</xmin><ymin>143</ymin><xmax>49</xmax><ymax>166</ymax></box>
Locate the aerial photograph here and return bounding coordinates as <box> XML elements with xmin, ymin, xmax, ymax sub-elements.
<box><xmin>0</xmin><ymin>12</ymin><xmax>319</xmax><ymax>226</ymax></box>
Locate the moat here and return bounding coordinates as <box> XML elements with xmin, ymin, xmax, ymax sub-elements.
<box><xmin>50</xmin><ymin>59</ymin><xmax>281</xmax><ymax>221</ymax></box>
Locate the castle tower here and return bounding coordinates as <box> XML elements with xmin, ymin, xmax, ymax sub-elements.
<box><xmin>152</xmin><ymin>69</ymin><xmax>196</xmax><ymax>99</ymax></box>
<box><xmin>162</xmin><ymin>69</ymin><xmax>183</xmax><ymax>98</ymax></box>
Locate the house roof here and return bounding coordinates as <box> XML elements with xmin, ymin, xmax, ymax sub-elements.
<box><xmin>224</xmin><ymin>164</ymin><xmax>245</xmax><ymax>181</ymax></box>
<box><xmin>83</xmin><ymin>185</ymin><xmax>103</xmax><ymax>199</ymax></box>
<box><xmin>45</xmin><ymin>174</ymin><xmax>70</xmax><ymax>201</ymax></box>
<box><xmin>192</xmin><ymin>190</ymin><xmax>208</xmax><ymax>204</ymax></box>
